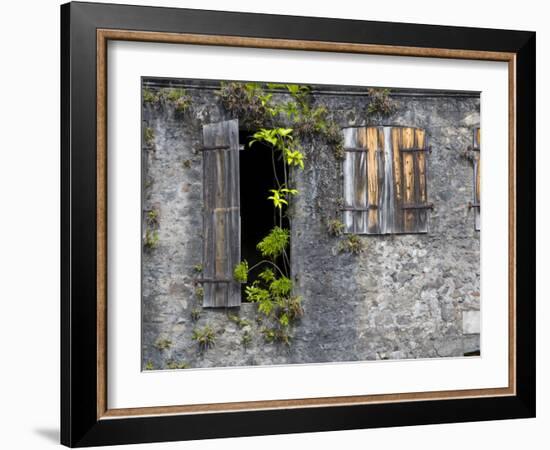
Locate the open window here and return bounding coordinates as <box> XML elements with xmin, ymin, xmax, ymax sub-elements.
<box><xmin>342</xmin><ymin>126</ymin><xmax>432</xmax><ymax>234</ymax></box>
<box><xmin>200</xmin><ymin>119</ymin><xmax>241</xmax><ymax>307</ymax></box>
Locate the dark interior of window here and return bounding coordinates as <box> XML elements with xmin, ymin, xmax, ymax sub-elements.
<box><xmin>239</xmin><ymin>130</ymin><xmax>289</xmax><ymax>300</ymax></box>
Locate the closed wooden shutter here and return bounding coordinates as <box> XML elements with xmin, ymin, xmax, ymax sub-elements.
<box><xmin>342</xmin><ymin>127</ymin><xmax>382</xmax><ymax>234</ymax></box>
<box><xmin>342</xmin><ymin>126</ymin><xmax>430</xmax><ymax>235</ymax></box>
<box><xmin>201</xmin><ymin>119</ymin><xmax>241</xmax><ymax>308</ymax></box>
<box><xmin>392</xmin><ymin>127</ymin><xmax>430</xmax><ymax>233</ymax></box>
<box><xmin>473</xmin><ymin>127</ymin><xmax>480</xmax><ymax>231</ymax></box>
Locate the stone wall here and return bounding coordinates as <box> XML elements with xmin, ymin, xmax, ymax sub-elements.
<box><xmin>141</xmin><ymin>79</ymin><xmax>480</xmax><ymax>370</ymax></box>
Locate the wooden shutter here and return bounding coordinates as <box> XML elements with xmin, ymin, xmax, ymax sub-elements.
<box><xmin>391</xmin><ymin>127</ymin><xmax>430</xmax><ymax>233</ymax></box>
<box><xmin>342</xmin><ymin>127</ymin><xmax>383</xmax><ymax>234</ymax></box>
<box><xmin>342</xmin><ymin>126</ymin><xmax>430</xmax><ymax>235</ymax></box>
<box><xmin>473</xmin><ymin>127</ymin><xmax>481</xmax><ymax>231</ymax></box>
<box><xmin>201</xmin><ymin>119</ymin><xmax>241</xmax><ymax>308</ymax></box>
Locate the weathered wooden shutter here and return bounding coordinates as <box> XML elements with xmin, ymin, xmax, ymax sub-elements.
<box><xmin>342</xmin><ymin>126</ymin><xmax>430</xmax><ymax>235</ymax></box>
<box><xmin>391</xmin><ymin>127</ymin><xmax>431</xmax><ymax>233</ymax></box>
<box><xmin>342</xmin><ymin>127</ymin><xmax>382</xmax><ymax>234</ymax></box>
<box><xmin>472</xmin><ymin>127</ymin><xmax>481</xmax><ymax>231</ymax></box>
<box><xmin>201</xmin><ymin>119</ymin><xmax>241</xmax><ymax>308</ymax></box>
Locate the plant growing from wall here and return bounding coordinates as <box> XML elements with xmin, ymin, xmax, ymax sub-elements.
<box><xmin>192</xmin><ymin>325</ymin><xmax>216</xmax><ymax>352</ymax></box>
<box><xmin>339</xmin><ymin>233</ymin><xmax>365</xmax><ymax>255</ymax></box>
<box><xmin>143</xmin><ymin>126</ymin><xmax>155</xmax><ymax>148</ymax></box>
<box><xmin>327</xmin><ymin>218</ymin><xmax>345</xmax><ymax>237</ymax></box>
<box><xmin>154</xmin><ymin>338</ymin><xmax>172</xmax><ymax>351</ymax></box>
<box><xmin>144</xmin><ymin>361</ymin><xmax>154</xmax><ymax>370</ymax></box>
<box><xmin>366</xmin><ymin>88</ymin><xmax>395</xmax><ymax>118</ymax></box>
<box><xmin>166</xmin><ymin>360</ymin><xmax>189</xmax><ymax>370</ymax></box>
<box><xmin>144</xmin><ymin>208</ymin><xmax>160</xmax><ymax>250</ymax></box>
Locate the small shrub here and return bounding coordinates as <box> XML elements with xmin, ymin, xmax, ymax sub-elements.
<box><xmin>228</xmin><ymin>314</ymin><xmax>250</xmax><ymax>329</ymax></box>
<box><xmin>154</xmin><ymin>338</ymin><xmax>172</xmax><ymax>351</ymax></box>
<box><xmin>233</xmin><ymin>260</ymin><xmax>248</xmax><ymax>283</ymax></box>
<box><xmin>144</xmin><ymin>229</ymin><xmax>159</xmax><ymax>249</ymax></box>
<box><xmin>327</xmin><ymin>218</ymin><xmax>345</xmax><ymax>237</ymax></box>
<box><xmin>257</xmin><ymin>227</ymin><xmax>290</xmax><ymax>258</ymax></box>
<box><xmin>143</xmin><ymin>127</ymin><xmax>155</xmax><ymax>147</ymax></box>
<box><xmin>190</xmin><ymin>308</ymin><xmax>201</xmax><ymax>322</ymax></box>
<box><xmin>216</xmin><ymin>82</ymin><xmax>270</xmax><ymax>129</ymax></box>
<box><xmin>166</xmin><ymin>360</ymin><xmax>189</xmax><ymax>370</ymax></box>
<box><xmin>241</xmin><ymin>330</ymin><xmax>252</xmax><ymax>348</ymax></box>
<box><xmin>146</xmin><ymin>209</ymin><xmax>159</xmax><ymax>226</ymax></box>
<box><xmin>339</xmin><ymin>234</ymin><xmax>365</xmax><ymax>255</ymax></box>
<box><xmin>142</xmin><ymin>88</ymin><xmax>157</xmax><ymax>104</ymax></box>
<box><xmin>366</xmin><ymin>88</ymin><xmax>395</xmax><ymax>117</ymax></box>
<box><xmin>192</xmin><ymin>325</ymin><xmax>216</xmax><ymax>352</ymax></box>
<box><xmin>195</xmin><ymin>286</ymin><xmax>204</xmax><ymax>299</ymax></box>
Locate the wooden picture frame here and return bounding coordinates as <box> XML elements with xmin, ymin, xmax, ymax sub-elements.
<box><xmin>61</xmin><ymin>2</ymin><xmax>535</xmax><ymax>447</ymax></box>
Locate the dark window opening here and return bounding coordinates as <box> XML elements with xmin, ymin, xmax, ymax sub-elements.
<box><xmin>239</xmin><ymin>130</ymin><xmax>289</xmax><ymax>301</ymax></box>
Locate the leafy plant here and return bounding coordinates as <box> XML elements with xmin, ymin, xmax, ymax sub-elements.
<box><xmin>166</xmin><ymin>360</ymin><xmax>189</xmax><ymax>370</ymax></box>
<box><xmin>228</xmin><ymin>314</ymin><xmax>250</xmax><ymax>329</ymax></box>
<box><xmin>327</xmin><ymin>218</ymin><xmax>345</xmax><ymax>237</ymax></box>
<box><xmin>267</xmin><ymin>187</ymin><xmax>297</xmax><ymax>210</ymax></box>
<box><xmin>190</xmin><ymin>308</ymin><xmax>201</xmax><ymax>322</ymax></box>
<box><xmin>216</xmin><ymin>82</ymin><xmax>271</xmax><ymax>129</ymax></box>
<box><xmin>154</xmin><ymin>338</ymin><xmax>172</xmax><ymax>351</ymax></box>
<box><xmin>142</xmin><ymin>88</ymin><xmax>157</xmax><ymax>103</ymax></box>
<box><xmin>195</xmin><ymin>286</ymin><xmax>204</xmax><ymax>299</ymax></box>
<box><xmin>192</xmin><ymin>325</ymin><xmax>216</xmax><ymax>352</ymax></box>
<box><xmin>233</xmin><ymin>260</ymin><xmax>249</xmax><ymax>283</ymax></box>
<box><xmin>257</xmin><ymin>227</ymin><xmax>290</xmax><ymax>258</ymax></box>
<box><xmin>146</xmin><ymin>209</ymin><xmax>159</xmax><ymax>226</ymax></box>
<box><xmin>144</xmin><ymin>361</ymin><xmax>154</xmax><ymax>370</ymax></box>
<box><xmin>339</xmin><ymin>234</ymin><xmax>365</xmax><ymax>255</ymax></box>
<box><xmin>366</xmin><ymin>88</ymin><xmax>395</xmax><ymax>117</ymax></box>
<box><xmin>193</xmin><ymin>263</ymin><xmax>203</xmax><ymax>273</ymax></box>
<box><xmin>241</xmin><ymin>330</ymin><xmax>252</xmax><ymax>348</ymax></box>
<box><xmin>144</xmin><ymin>229</ymin><xmax>159</xmax><ymax>249</ymax></box>
<box><xmin>143</xmin><ymin>127</ymin><xmax>155</xmax><ymax>147</ymax></box>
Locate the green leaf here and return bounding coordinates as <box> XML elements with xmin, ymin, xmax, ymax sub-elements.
<box><xmin>233</xmin><ymin>260</ymin><xmax>248</xmax><ymax>283</ymax></box>
<box><xmin>257</xmin><ymin>227</ymin><xmax>290</xmax><ymax>258</ymax></box>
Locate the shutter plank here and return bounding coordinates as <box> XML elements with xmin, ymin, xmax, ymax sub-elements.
<box><xmin>343</xmin><ymin>128</ymin><xmax>357</xmax><ymax>233</ymax></box>
<box><xmin>202</xmin><ymin>119</ymin><xmax>241</xmax><ymax>307</ymax></box>
<box><xmin>415</xmin><ymin>129</ymin><xmax>428</xmax><ymax>232</ymax></box>
<box><xmin>401</xmin><ymin>128</ymin><xmax>416</xmax><ymax>232</ymax></box>
<box><xmin>391</xmin><ymin>128</ymin><xmax>404</xmax><ymax>233</ymax></box>
<box><xmin>363</xmin><ymin>128</ymin><xmax>379</xmax><ymax>233</ymax></box>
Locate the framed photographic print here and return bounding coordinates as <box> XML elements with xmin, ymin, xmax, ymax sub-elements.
<box><xmin>60</xmin><ymin>1</ymin><xmax>536</xmax><ymax>447</ymax></box>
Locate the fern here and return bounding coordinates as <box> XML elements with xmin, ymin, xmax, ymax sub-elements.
<box><xmin>257</xmin><ymin>227</ymin><xmax>289</xmax><ymax>258</ymax></box>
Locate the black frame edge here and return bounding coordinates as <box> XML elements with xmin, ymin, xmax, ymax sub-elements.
<box><xmin>60</xmin><ymin>2</ymin><xmax>536</xmax><ymax>447</ymax></box>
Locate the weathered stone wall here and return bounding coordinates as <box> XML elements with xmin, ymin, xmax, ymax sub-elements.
<box><xmin>141</xmin><ymin>79</ymin><xmax>480</xmax><ymax>370</ymax></box>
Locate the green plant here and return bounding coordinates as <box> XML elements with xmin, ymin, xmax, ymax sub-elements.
<box><xmin>257</xmin><ymin>227</ymin><xmax>290</xmax><ymax>258</ymax></box>
<box><xmin>183</xmin><ymin>159</ymin><xmax>192</xmax><ymax>169</ymax></box>
<box><xmin>143</xmin><ymin>127</ymin><xmax>155</xmax><ymax>147</ymax></box>
<box><xmin>142</xmin><ymin>88</ymin><xmax>157</xmax><ymax>103</ymax></box>
<box><xmin>144</xmin><ymin>361</ymin><xmax>154</xmax><ymax>370</ymax></box>
<box><xmin>192</xmin><ymin>325</ymin><xmax>216</xmax><ymax>352</ymax></box>
<box><xmin>228</xmin><ymin>314</ymin><xmax>250</xmax><ymax>329</ymax></box>
<box><xmin>154</xmin><ymin>338</ymin><xmax>172</xmax><ymax>351</ymax></box>
<box><xmin>195</xmin><ymin>286</ymin><xmax>204</xmax><ymax>299</ymax></box>
<box><xmin>261</xmin><ymin>327</ymin><xmax>291</xmax><ymax>346</ymax></box>
<box><xmin>193</xmin><ymin>263</ymin><xmax>203</xmax><ymax>273</ymax></box>
<box><xmin>216</xmin><ymin>82</ymin><xmax>271</xmax><ymax>129</ymax></box>
<box><xmin>366</xmin><ymin>88</ymin><xmax>395</xmax><ymax>117</ymax></box>
<box><xmin>339</xmin><ymin>234</ymin><xmax>365</xmax><ymax>255</ymax></box>
<box><xmin>146</xmin><ymin>209</ymin><xmax>159</xmax><ymax>226</ymax></box>
<box><xmin>144</xmin><ymin>229</ymin><xmax>159</xmax><ymax>249</ymax></box>
<box><xmin>327</xmin><ymin>218</ymin><xmax>345</xmax><ymax>237</ymax></box>
<box><xmin>241</xmin><ymin>330</ymin><xmax>252</xmax><ymax>348</ymax></box>
<box><xmin>233</xmin><ymin>260</ymin><xmax>248</xmax><ymax>283</ymax></box>
<box><xmin>190</xmin><ymin>308</ymin><xmax>201</xmax><ymax>322</ymax></box>
<box><xmin>166</xmin><ymin>360</ymin><xmax>189</xmax><ymax>370</ymax></box>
